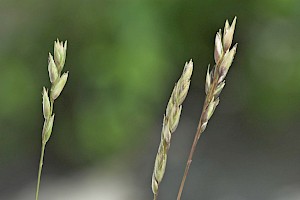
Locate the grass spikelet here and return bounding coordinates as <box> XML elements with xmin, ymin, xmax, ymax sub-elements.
<box><xmin>177</xmin><ymin>17</ymin><xmax>238</xmax><ymax>200</ymax></box>
<box><xmin>152</xmin><ymin>60</ymin><xmax>193</xmax><ymax>200</ymax></box>
<box><xmin>35</xmin><ymin>39</ymin><xmax>68</xmax><ymax>200</ymax></box>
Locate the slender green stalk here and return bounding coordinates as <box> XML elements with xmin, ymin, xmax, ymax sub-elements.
<box><xmin>177</xmin><ymin>17</ymin><xmax>238</xmax><ymax>199</ymax></box>
<box><xmin>35</xmin><ymin>39</ymin><xmax>69</xmax><ymax>200</ymax></box>
<box><xmin>35</xmin><ymin>144</ymin><xmax>45</xmax><ymax>200</ymax></box>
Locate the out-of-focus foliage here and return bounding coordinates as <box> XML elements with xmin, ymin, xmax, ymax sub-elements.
<box><xmin>0</xmin><ymin>1</ymin><xmax>171</xmax><ymax>165</ymax></box>
<box><xmin>1</xmin><ymin>0</ymin><xmax>300</xmax><ymax>197</ymax></box>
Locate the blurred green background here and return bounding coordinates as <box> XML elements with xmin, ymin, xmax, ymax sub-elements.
<box><xmin>1</xmin><ymin>0</ymin><xmax>300</xmax><ymax>199</ymax></box>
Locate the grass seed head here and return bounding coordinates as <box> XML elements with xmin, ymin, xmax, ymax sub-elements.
<box><xmin>151</xmin><ymin>60</ymin><xmax>193</xmax><ymax>198</ymax></box>
<box><xmin>51</xmin><ymin>72</ymin><xmax>69</xmax><ymax>100</ymax></box>
<box><xmin>214</xmin><ymin>31</ymin><xmax>223</xmax><ymax>63</ymax></box>
<box><xmin>223</xmin><ymin>16</ymin><xmax>237</xmax><ymax>52</ymax></box>
<box><xmin>48</xmin><ymin>53</ymin><xmax>58</xmax><ymax>83</ymax></box>
<box><xmin>42</xmin><ymin>87</ymin><xmax>51</xmax><ymax>119</ymax></box>
<box><xmin>54</xmin><ymin>39</ymin><xmax>67</xmax><ymax>73</ymax></box>
<box><xmin>42</xmin><ymin>114</ymin><xmax>55</xmax><ymax>144</ymax></box>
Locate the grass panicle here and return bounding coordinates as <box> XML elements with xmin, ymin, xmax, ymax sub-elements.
<box><xmin>152</xmin><ymin>60</ymin><xmax>193</xmax><ymax>200</ymax></box>
<box><xmin>177</xmin><ymin>17</ymin><xmax>238</xmax><ymax>200</ymax></box>
<box><xmin>35</xmin><ymin>39</ymin><xmax>68</xmax><ymax>200</ymax></box>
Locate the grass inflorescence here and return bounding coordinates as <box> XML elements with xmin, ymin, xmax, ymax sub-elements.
<box><xmin>177</xmin><ymin>17</ymin><xmax>237</xmax><ymax>199</ymax></box>
<box><xmin>35</xmin><ymin>39</ymin><xmax>69</xmax><ymax>200</ymax></box>
<box><xmin>151</xmin><ymin>60</ymin><xmax>193</xmax><ymax>200</ymax></box>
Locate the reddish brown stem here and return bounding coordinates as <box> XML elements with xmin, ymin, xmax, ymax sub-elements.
<box><xmin>177</xmin><ymin>63</ymin><xmax>221</xmax><ymax>200</ymax></box>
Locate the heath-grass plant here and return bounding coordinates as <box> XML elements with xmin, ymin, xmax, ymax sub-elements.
<box><xmin>32</xmin><ymin>17</ymin><xmax>237</xmax><ymax>200</ymax></box>
<box><xmin>150</xmin><ymin>17</ymin><xmax>238</xmax><ymax>200</ymax></box>
<box><xmin>177</xmin><ymin>17</ymin><xmax>237</xmax><ymax>199</ymax></box>
<box><xmin>35</xmin><ymin>39</ymin><xmax>68</xmax><ymax>200</ymax></box>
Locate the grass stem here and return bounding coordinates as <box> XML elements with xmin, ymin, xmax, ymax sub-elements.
<box><xmin>35</xmin><ymin>143</ymin><xmax>45</xmax><ymax>200</ymax></box>
<box><xmin>177</xmin><ymin>72</ymin><xmax>220</xmax><ymax>200</ymax></box>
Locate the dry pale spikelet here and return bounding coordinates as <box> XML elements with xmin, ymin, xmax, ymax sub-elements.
<box><xmin>54</xmin><ymin>39</ymin><xmax>67</xmax><ymax>73</ymax></box>
<box><xmin>223</xmin><ymin>17</ymin><xmax>236</xmax><ymax>52</ymax></box>
<box><xmin>42</xmin><ymin>114</ymin><xmax>55</xmax><ymax>144</ymax></box>
<box><xmin>152</xmin><ymin>60</ymin><xmax>193</xmax><ymax>199</ymax></box>
<box><xmin>48</xmin><ymin>53</ymin><xmax>58</xmax><ymax>83</ymax></box>
<box><xmin>51</xmin><ymin>72</ymin><xmax>69</xmax><ymax>100</ymax></box>
<box><xmin>42</xmin><ymin>87</ymin><xmax>51</xmax><ymax>119</ymax></box>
